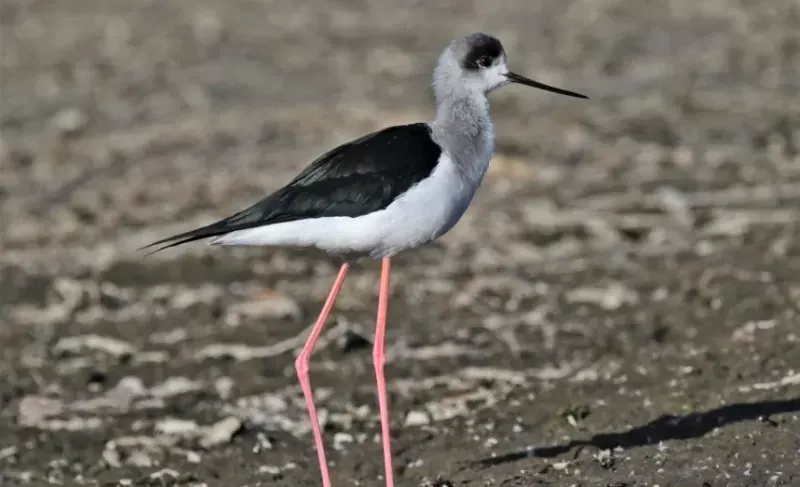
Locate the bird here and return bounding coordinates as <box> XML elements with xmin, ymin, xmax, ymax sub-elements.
<box><xmin>141</xmin><ymin>32</ymin><xmax>587</xmax><ymax>487</ymax></box>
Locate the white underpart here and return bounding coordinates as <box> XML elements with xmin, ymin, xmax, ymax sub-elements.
<box><xmin>209</xmin><ymin>152</ymin><xmax>489</xmax><ymax>258</ymax></box>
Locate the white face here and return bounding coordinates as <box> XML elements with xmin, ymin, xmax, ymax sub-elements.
<box><xmin>433</xmin><ymin>40</ymin><xmax>522</xmax><ymax>101</ymax></box>
<box><xmin>480</xmin><ymin>57</ymin><xmax>511</xmax><ymax>93</ymax></box>
<box><xmin>457</xmin><ymin>54</ymin><xmax>511</xmax><ymax>95</ymax></box>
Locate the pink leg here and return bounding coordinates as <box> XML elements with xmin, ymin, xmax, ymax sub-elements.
<box><xmin>295</xmin><ymin>263</ymin><xmax>350</xmax><ymax>487</ymax></box>
<box><xmin>373</xmin><ymin>256</ymin><xmax>395</xmax><ymax>487</ymax></box>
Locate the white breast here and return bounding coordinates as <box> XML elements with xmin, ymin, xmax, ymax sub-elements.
<box><xmin>209</xmin><ymin>152</ymin><xmax>489</xmax><ymax>258</ymax></box>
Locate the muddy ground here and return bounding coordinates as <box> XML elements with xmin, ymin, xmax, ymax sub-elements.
<box><xmin>2</xmin><ymin>0</ymin><xmax>800</xmax><ymax>486</ymax></box>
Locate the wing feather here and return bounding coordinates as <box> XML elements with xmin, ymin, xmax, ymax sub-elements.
<box><xmin>140</xmin><ymin>123</ymin><xmax>441</xmax><ymax>253</ymax></box>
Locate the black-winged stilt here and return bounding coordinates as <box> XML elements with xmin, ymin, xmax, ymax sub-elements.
<box><xmin>142</xmin><ymin>32</ymin><xmax>587</xmax><ymax>487</ymax></box>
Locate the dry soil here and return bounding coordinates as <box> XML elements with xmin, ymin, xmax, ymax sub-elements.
<box><xmin>2</xmin><ymin>1</ymin><xmax>800</xmax><ymax>486</ymax></box>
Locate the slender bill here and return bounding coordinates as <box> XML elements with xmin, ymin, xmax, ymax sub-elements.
<box><xmin>504</xmin><ymin>72</ymin><xmax>588</xmax><ymax>99</ymax></box>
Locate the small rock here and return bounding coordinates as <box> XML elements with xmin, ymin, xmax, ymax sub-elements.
<box><xmin>199</xmin><ymin>417</ymin><xmax>242</xmax><ymax>448</ymax></box>
<box><xmin>213</xmin><ymin>377</ymin><xmax>234</xmax><ymax>400</ymax></box>
<box><xmin>149</xmin><ymin>468</ymin><xmax>180</xmax><ymax>481</ymax></box>
<box><xmin>404</xmin><ymin>410</ymin><xmax>431</xmax><ymax>427</ymax></box>
<box><xmin>351</xmin><ymin>404</ymin><xmax>371</xmax><ymax>419</ymax></box>
<box><xmin>102</xmin><ymin>443</ymin><xmax>122</xmax><ymax>468</ymax></box>
<box><xmin>701</xmin><ymin>214</ymin><xmax>752</xmax><ymax>238</ymax></box>
<box><xmin>103</xmin><ymin>435</ymin><xmax>181</xmax><ymax>469</ymax></box>
<box><xmin>52</xmin><ymin>335</ymin><xmax>137</xmax><ymax>359</ymax></box>
<box><xmin>0</xmin><ymin>446</ymin><xmax>18</xmax><ymax>460</ymax></box>
<box><xmin>52</xmin><ymin>107</ymin><xmax>88</xmax><ymax>136</ymax></box>
<box><xmin>194</xmin><ymin>343</ymin><xmax>254</xmax><ymax>361</ymax></box>
<box><xmin>227</xmin><ymin>292</ymin><xmax>302</xmax><ymax>323</ymax></box>
<box><xmin>565</xmin><ymin>282</ymin><xmax>638</xmax><ymax>310</ymax></box>
<box><xmin>254</xmin><ymin>432</ymin><xmax>273</xmax><ymax>452</ymax></box>
<box><xmin>51</xmin><ymin>278</ymin><xmax>91</xmax><ymax>314</ymax></box>
<box><xmin>185</xmin><ymin>450</ymin><xmax>202</xmax><ymax>463</ymax></box>
<box><xmin>127</xmin><ymin>450</ymin><xmax>154</xmax><ymax>468</ymax></box>
<box><xmin>44</xmin><ymin>416</ymin><xmax>103</xmax><ymax>431</ymax></box>
<box><xmin>155</xmin><ymin>418</ymin><xmax>200</xmax><ymax>436</ymax></box>
<box><xmin>655</xmin><ymin>186</ymin><xmax>693</xmax><ymax>228</ymax></box>
<box><xmin>593</xmin><ymin>449</ymin><xmax>615</xmax><ymax>469</ymax></box>
<box><xmin>115</xmin><ymin>376</ymin><xmax>149</xmax><ymax>395</ymax></box>
<box><xmin>17</xmin><ymin>396</ymin><xmax>65</xmax><ymax>426</ymax></box>
<box><xmin>169</xmin><ymin>285</ymin><xmax>224</xmax><ymax>310</ymax></box>
<box><xmin>98</xmin><ymin>282</ymin><xmax>132</xmax><ymax>310</ymax></box>
<box><xmin>150</xmin><ymin>377</ymin><xmax>203</xmax><ymax>398</ymax></box>
<box><xmin>732</xmin><ymin>319</ymin><xmax>777</xmax><ymax>343</ymax></box>
<box><xmin>258</xmin><ymin>465</ymin><xmax>281</xmax><ymax>475</ymax></box>
<box><xmin>333</xmin><ymin>432</ymin><xmax>354</xmax><ymax>451</ymax></box>
<box><xmin>70</xmin><ymin>376</ymin><xmax>146</xmax><ymax>412</ymax></box>
<box><xmin>419</xmin><ymin>477</ymin><xmax>455</xmax><ymax>487</ymax></box>
<box><xmin>134</xmin><ymin>351</ymin><xmax>169</xmax><ymax>364</ymax></box>
<box><xmin>135</xmin><ymin>398</ymin><xmax>166</xmax><ymax>410</ymax></box>
<box><xmin>560</xmin><ymin>404</ymin><xmax>591</xmax><ymax>427</ymax></box>
<box><xmin>328</xmin><ymin>412</ymin><xmax>355</xmax><ymax>430</ymax></box>
<box><xmin>150</xmin><ymin>328</ymin><xmax>189</xmax><ymax>345</ymax></box>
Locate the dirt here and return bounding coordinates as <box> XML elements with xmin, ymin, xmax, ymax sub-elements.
<box><xmin>2</xmin><ymin>0</ymin><xmax>800</xmax><ymax>486</ymax></box>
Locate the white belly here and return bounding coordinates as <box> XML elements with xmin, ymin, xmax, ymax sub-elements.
<box><xmin>210</xmin><ymin>153</ymin><xmax>487</xmax><ymax>258</ymax></box>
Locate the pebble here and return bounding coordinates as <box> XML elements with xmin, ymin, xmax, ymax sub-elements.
<box><xmin>227</xmin><ymin>292</ymin><xmax>302</xmax><ymax>323</ymax></box>
<box><xmin>149</xmin><ymin>468</ymin><xmax>180</xmax><ymax>481</ymax></box>
<box><xmin>333</xmin><ymin>432</ymin><xmax>354</xmax><ymax>450</ymax></box>
<box><xmin>258</xmin><ymin>465</ymin><xmax>281</xmax><ymax>475</ymax></box>
<box><xmin>199</xmin><ymin>417</ymin><xmax>242</xmax><ymax>449</ymax></box>
<box><xmin>52</xmin><ymin>334</ymin><xmax>137</xmax><ymax>358</ymax></box>
<box><xmin>565</xmin><ymin>282</ymin><xmax>639</xmax><ymax>310</ymax></box>
<box><xmin>404</xmin><ymin>410</ymin><xmax>431</xmax><ymax>427</ymax></box>
<box><xmin>70</xmin><ymin>377</ymin><xmax>146</xmax><ymax>412</ymax></box>
<box><xmin>214</xmin><ymin>376</ymin><xmax>235</xmax><ymax>400</ymax></box>
<box><xmin>186</xmin><ymin>451</ymin><xmax>202</xmax><ymax>463</ymax></box>
<box><xmin>254</xmin><ymin>432</ymin><xmax>273</xmax><ymax>452</ymax></box>
<box><xmin>155</xmin><ymin>418</ymin><xmax>200</xmax><ymax>436</ymax></box>
<box><xmin>127</xmin><ymin>450</ymin><xmax>154</xmax><ymax>468</ymax></box>
<box><xmin>17</xmin><ymin>396</ymin><xmax>65</xmax><ymax>426</ymax></box>
<box><xmin>52</xmin><ymin>108</ymin><xmax>88</xmax><ymax>136</ymax></box>
<box><xmin>150</xmin><ymin>377</ymin><xmax>203</xmax><ymax>398</ymax></box>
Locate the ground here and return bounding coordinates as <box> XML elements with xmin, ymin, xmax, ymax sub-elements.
<box><xmin>1</xmin><ymin>0</ymin><xmax>800</xmax><ymax>486</ymax></box>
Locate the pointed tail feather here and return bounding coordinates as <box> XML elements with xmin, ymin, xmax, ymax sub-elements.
<box><xmin>138</xmin><ymin>196</ymin><xmax>284</xmax><ymax>255</ymax></box>
<box><xmin>137</xmin><ymin>221</ymin><xmax>233</xmax><ymax>256</ymax></box>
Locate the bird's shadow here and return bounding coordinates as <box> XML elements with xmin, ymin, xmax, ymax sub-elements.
<box><xmin>474</xmin><ymin>395</ymin><xmax>800</xmax><ymax>468</ymax></box>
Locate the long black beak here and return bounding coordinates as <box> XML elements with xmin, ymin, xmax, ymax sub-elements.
<box><xmin>504</xmin><ymin>72</ymin><xmax>588</xmax><ymax>99</ymax></box>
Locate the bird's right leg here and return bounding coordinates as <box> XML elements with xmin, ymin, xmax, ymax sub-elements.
<box><xmin>295</xmin><ymin>263</ymin><xmax>350</xmax><ymax>487</ymax></box>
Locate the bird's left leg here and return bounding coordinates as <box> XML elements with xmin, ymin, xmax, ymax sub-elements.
<box><xmin>373</xmin><ymin>256</ymin><xmax>395</xmax><ymax>487</ymax></box>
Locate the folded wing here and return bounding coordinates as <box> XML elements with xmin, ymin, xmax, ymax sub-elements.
<box><xmin>141</xmin><ymin>123</ymin><xmax>442</xmax><ymax>253</ymax></box>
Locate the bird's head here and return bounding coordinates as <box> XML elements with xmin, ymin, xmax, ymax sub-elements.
<box><xmin>434</xmin><ymin>33</ymin><xmax>588</xmax><ymax>101</ymax></box>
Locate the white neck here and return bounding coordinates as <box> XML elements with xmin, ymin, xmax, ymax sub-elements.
<box><xmin>430</xmin><ymin>89</ymin><xmax>495</xmax><ymax>181</ymax></box>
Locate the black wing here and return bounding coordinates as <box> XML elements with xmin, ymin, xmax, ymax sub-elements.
<box><xmin>141</xmin><ymin>123</ymin><xmax>442</xmax><ymax>253</ymax></box>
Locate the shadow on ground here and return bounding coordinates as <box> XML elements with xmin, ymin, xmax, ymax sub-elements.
<box><xmin>477</xmin><ymin>395</ymin><xmax>800</xmax><ymax>468</ymax></box>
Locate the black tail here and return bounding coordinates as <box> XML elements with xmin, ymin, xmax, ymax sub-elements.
<box><xmin>139</xmin><ymin>194</ymin><xmax>284</xmax><ymax>255</ymax></box>
<box><xmin>137</xmin><ymin>220</ymin><xmax>234</xmax><ymax>256</ymax></box>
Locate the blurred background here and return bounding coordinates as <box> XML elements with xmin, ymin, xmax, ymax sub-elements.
<box><xmin>1</xmin><ymin>0</ymin><xmax>799</xmax><ymax>486</ymax></box>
